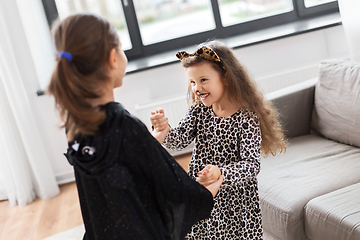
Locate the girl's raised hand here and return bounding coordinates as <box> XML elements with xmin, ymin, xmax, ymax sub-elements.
<box><xmin>196</xmin><ymin>165</ymin><xmax>222</xmax><ymax>187</ymax></box>
<box><xmin>150</xmin><ymin>108</ymin><xmax>168</xmax><ymax>131</ymax></box>
<box><xmin>150</xmin><ymin>108</ymin><xmax>170</xmax><ymax>143</ymax></box>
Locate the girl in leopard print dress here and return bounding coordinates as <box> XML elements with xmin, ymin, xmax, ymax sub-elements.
<box><xmin>150</xmin><ymin>40</ymin><xmax>287</xmax><ymax>240</ymax></box>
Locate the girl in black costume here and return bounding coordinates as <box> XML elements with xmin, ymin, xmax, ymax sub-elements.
<box><xmin>47</xmin><ymin>13</ymin><xmax>223</xmax><ymax>240</ymax></box>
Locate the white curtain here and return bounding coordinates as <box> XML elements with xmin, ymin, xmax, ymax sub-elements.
<box><xmin>338</xmin><ymin>0</ymin><xmax>360</xmax><ymax>62</ymax></box>
<box><xmin>0</xmin><ymin>0</ymin><xmax>59</xmax><ymax>206</ymax></box>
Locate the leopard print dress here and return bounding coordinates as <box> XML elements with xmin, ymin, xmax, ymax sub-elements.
<box><xmin>163</xmin><ymin>101</ymin><xmax>263</xmax><ymax>240</ymax></box>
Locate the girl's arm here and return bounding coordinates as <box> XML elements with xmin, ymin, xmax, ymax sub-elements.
<box><xmin>219</xmin><ymin>113</ymin><xmax>262</xmax><ymax>185</ymax></box>
<box><xmin>162</xmin><ymin>102</ymin><xmax>201</xmax><ymax>151</ymax></box>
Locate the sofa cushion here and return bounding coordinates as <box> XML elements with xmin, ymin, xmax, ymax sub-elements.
<box><xmin>258</xmin><ymin>134</ymin><xmax>360</xmax><ymax>240</ymax></box>
<box><xmin>311</xmin><ymin>59</ymin><xmax>360</xmax><ymax>148</ymax></box>
<box><xmin>304</xmin><ymin>182</ymin><xmax>360</xmax><ymax>240</ymax></box>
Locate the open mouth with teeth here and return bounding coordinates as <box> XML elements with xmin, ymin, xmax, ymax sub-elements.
<box><xmin>197</xmin><ymin>92</ymin><xmax>210</xmax><ymax>100</ymax></box>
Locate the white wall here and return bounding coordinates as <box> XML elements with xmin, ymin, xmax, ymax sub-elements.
<box><xmin>35</xmin><ymin>24</ymin><xmax>349</xmax><ymax>184</ymax></box>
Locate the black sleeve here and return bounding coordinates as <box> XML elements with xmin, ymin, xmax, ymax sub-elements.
<box><xmin>74</xmin><ymin>154</ymin><xmax>164</xmax><ymax>240</ymax></box>
<box><xmin>122</xmin><ymin>114</ymin><xmax>214</xmax><ymax>239</ymax></box>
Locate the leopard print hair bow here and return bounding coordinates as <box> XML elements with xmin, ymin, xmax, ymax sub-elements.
<box><xmin>176</xmin><ymin>46</ymin><xmax>225</xmax><ymax>71</ymax></box>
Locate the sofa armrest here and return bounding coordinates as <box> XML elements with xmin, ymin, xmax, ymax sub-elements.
<box><xmin>265</xmin><ymin>78</ymin><xmax>317</xmax><ymax>139</ymax></box>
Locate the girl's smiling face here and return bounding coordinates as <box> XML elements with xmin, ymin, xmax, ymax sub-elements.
<box><xmin>187</xmin><ymin>61</ymin><xmax>226</xmax><ymax>107</ymax></box>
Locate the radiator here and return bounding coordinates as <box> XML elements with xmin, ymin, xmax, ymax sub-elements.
<box><xmin>256</xmin><ymin>64</ymin><xmax>319</xmax><ymax>93</ymax></box>
<box><xmin>135</xmin><ymin>95</ymin><xmax>188</xmax><ymax>131</ymax></box>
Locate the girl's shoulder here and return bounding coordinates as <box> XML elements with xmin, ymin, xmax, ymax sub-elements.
<box><xmin>101</xmin><ymin>102</ymin><xmax>125</xmax><ymax>125</ymax></box>
<box><xmin>236</xmin><ymin>108</ymin><xmax>259</xmax><ymax>123</ymax></box>
<box><xmin>101</xmin><ymin>102</ymin><xmax>145</xmax><ymax>131</ymax></box>
<box><xmin>101</xmin><ymin>101</ymin><xmax>124</xmax><ymax>116</ymax></box>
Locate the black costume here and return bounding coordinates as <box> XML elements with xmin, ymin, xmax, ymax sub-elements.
<box><xmin>65</xmin><ymin>102</ymin><xmax>213</xmax><ymax>240</ymax></box>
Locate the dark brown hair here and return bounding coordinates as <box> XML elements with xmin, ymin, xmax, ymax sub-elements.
<box><xmin>182</xmin><ymin>40</ymin><xmax>287</xmax><ymax>157</ymax></box>
<box><xmin>47</xmin><ymin>14</ymin><xmax>119</xmax><ymax>141</ymax></box>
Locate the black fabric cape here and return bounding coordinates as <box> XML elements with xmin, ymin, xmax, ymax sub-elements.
<box><xmin>65</xmin><ymin>102</ymin><xmax>213</xmax><ymax>240</ymax></box>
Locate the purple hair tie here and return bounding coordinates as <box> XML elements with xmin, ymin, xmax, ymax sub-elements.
<box><xmin>59</xmin><ymin>51</ymin><xmax>73</xmax><ymax>62</ymax></box>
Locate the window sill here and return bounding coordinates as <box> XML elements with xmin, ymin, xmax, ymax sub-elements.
<box><xmin>37</xmin><ymin>12</ymin><xmax>341</xmax><ymax>96</ymax></box>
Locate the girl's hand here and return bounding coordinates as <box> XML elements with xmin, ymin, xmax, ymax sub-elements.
<box><xmin>150</xmin><ymin>108</ymin><xmax>168</xmax><ymax>131</ymax></box>
<box><xmin>150</xmin><ymin>108</ymin><xmax>170</xmax><ymax>143</ymax></box>
<box><xmin>205</xmin><ymin>175</ymin><xmax>224</xmax><ymax>198</ymax></box>
<box><xmin>196</xmin><ymin>165</ymin><xmax>222</xmax><ymax>187</ymax></box>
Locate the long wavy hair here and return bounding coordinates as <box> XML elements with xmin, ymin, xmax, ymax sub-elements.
<box><xmin>182</xmin><ymin>40</ymin><xmax>287</xmax><ymax>157</ymax></box>
<box><xmin>47</xmin><ymin>14</ymin><xmax>119</xmax><ymax>141</ymax></box>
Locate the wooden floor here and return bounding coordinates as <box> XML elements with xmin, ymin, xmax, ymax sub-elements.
<box><xmin>0</xmin><ymin>153</ymin><xmax>191</xmax><ymax>240</ymax></box>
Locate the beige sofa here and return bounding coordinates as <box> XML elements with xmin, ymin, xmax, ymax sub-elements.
<box><xmin>258</xmin><ymin>59</ymin><xmax>360</xmax><ymax>240</ymax></box>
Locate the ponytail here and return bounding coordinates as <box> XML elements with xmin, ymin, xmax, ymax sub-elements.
<box><xmin>47</xmin><ymin>14</ymin><xmax>119</xmax><ymax>141</ymax></box>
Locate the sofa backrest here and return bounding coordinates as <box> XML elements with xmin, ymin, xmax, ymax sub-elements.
<box><xmin>266</xmin><ymin>78</ymin><xmax>317</xmax><ymax>139</ymax></box>
<box><xmin>311</xmin><ymin>59</ymin><xmax>360</xmax><ymax>148</ymax></box>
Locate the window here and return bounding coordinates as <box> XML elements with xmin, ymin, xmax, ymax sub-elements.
<box><xmin>304</xmin><ymin>0</ymin><xmax>337</xmax><ymax>8</ymax></box>
<box><xmin>42</xmin><ymin>0</ymin><xmax>339</xmax><ymax>61</ymax></box>
<box><xmin>133</xmin><ymin>0</ymin><xmax>216</xmax><ymax>45</ymax></box>
<box><xmin>296</xmin><ymin>0</ymin><xmax>338</xmax><ymax>16</ymax></box>
<box><xmin>218</xmin><ymin>0</ymin><xmax>294</xmax><ymax>27</ymax></box>
<box><xmin>51</xmin><ymin>0</ymin><xmax>132</xmax><ymax>50</ymax></box>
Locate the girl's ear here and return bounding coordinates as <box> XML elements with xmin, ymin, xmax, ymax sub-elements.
<box><xmin>223</xmin><ymin>73</ymin><xmax>229</xmax><ymax>86</ymax></box>
<box><xmin>108</xmin><ymin>48</ymin><xmax>118</xmax><ymax>69</ymax></box>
